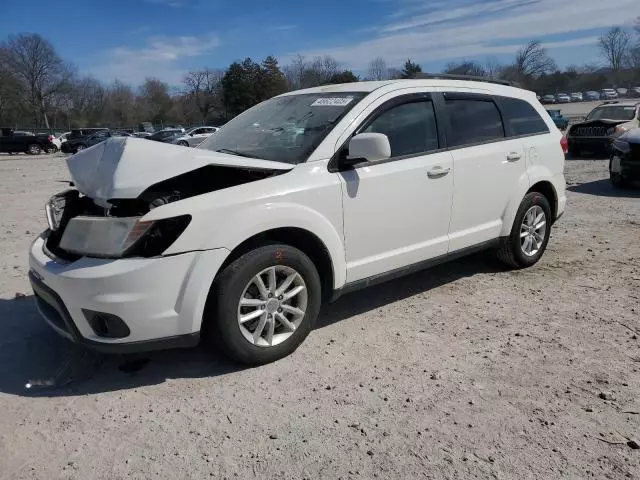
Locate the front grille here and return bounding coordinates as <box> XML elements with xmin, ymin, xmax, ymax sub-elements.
<box><xmin>572</xmin><ymin>126</ymin><xmax>608</xmax><ymax>137</ymax></box>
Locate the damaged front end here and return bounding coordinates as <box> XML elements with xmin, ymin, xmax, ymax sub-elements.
<box><xmin>44</xmin><ymin>137</ymin><xmax>292</xmax><ymax>262</ymax></box>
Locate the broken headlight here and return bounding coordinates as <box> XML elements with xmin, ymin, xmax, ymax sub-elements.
<box><xmin>58</xmin><ymin>215</ymin><xmax>190</xmax><ymax>258</ymax></box>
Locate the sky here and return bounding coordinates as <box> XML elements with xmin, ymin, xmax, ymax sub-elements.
<box><xmin>0</xmin><ymin>0</ymin><xmax>638</xmax><ymax>86</ymax></box>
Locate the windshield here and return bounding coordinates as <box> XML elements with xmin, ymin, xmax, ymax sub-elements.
<box><xmin>199</xmin><ymin>92</ymin><xmax>366</xmax><ymax>164</ymax></box>
<box><xmin>586</xmin><ymin>106</ymin><xmax>636</xmax><ymax>121</ymax></box>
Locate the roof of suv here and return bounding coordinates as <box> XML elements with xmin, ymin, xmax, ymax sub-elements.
<box><xmin>280</xmin><ymin>79</ymin><xmax>534</xmax><ymax>99</ymax></box>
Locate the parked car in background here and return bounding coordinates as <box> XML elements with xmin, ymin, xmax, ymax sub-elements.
<box><xmin>52</xmin><ymin>132</ymin><xmax>71</xmax><ymax>151</ymax></box>
<box><xmin>170</xmin><ymin>126</ymin><xmax>219</xmax><ymax>147</ymax></box>
<box><xmin>30</xmin><ymin>78</ymin><xmax>566</xmax><ymax>364</ymax></box>
<box><xmin>631</xmin><ymin>87</ymin><xmax>640</xmax><ymax>97</ymax></box>
<box><xmin>0</xmin><ymin>128</ymin><xmax>56</xmax><ymax>154</ymax></box>
<box><xmin>66</xmin><ymin>128</ymin><xmax>109</xmax><ymax>143</ymax></box>
<box><xmin>541</xmin><ymin>94</ymin><xmax>556</xmax><ymax>104</ymax></box>
<box><xmin>567</xmin><ymin>101</ymin><xmax>640</xmax><ymax>156</ymax></box>
<box><xmin>616</xmin><ymin>88</ymin><xmax>628</xmax><ymax>97</ymax></box>
<box><xmin>61</xmin><ymin>130</ymin><xmax>129</xmax><ymax>154</ymax></box>
<box><xmin>133</xmin><ymin>132</ymin><xmax>153</xmax><ymax>138</ymax></box>
<box><xmin>555</xmin><ymin>93</ymin><xmax>571</xmax><ymax>104</ymax></box>
<box><xmin>147</xmin><ymin>129</ymin><xmax>185</xmax><ymax>142</ymax></box>
<box><xmin>610</xmin><ymin>128</ymin><xmax>640</xmax><ymax>187</ymax></box>
<box><xmin>546</xmin><ymin>109</ymin><xmax>569</xmax><ymax>130</ymax></box>
<box><xmin>570</xmin><ymin>92</ymin><xmax>583</xmax><ymax>102</ymax></box>
<box><xmin>584</xmin><ymin>91</ymin><xmax>601</xmax><ymax>101</ymax></box>
<box><xmin>601</xmin><ymin>89</ymin><xmax>618</xmax><ymax>100</ymax></box>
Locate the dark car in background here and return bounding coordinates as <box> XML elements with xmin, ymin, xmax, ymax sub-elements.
<box><xmin>66</xmin><ymin>128</ymin><xmax>109</xmax><ymax>142</ymax></box>
<box><xmin>546</xmin><ymin>109</ymin><xmax>569</xmax><ymax>130</ymax></box>
<box><xmin>61</xmin><ymin>130</ymin><xmax>129</xmax><ymax>154</ymax></box>
<box><xmin>610</xmin><ymin>129</ymin><xmax>640</xmax><ymax>188</ymax></box>
<box><xmin>146</xmin><ymin>128</ymin><xmax>184</xmax><ymax>142</ymax></box>
<box><xmin>0</xmin><ymin>128</ymin><xmax>56</xmax><ymax>154</ymax></box>
<box><xmin>567</xmin><ymin>102</ymin><xmax>640</xmax><ymax>157</ymax></box>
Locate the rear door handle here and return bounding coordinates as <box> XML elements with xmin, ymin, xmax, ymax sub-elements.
<box><xmin>427</xmin><ymin>166</ymin><xmax>451</xmax><ymax>179</ymax></box>
<box><xmin>506</xmin><ymin>152</ymin><xmax>522</xmax><ymax>162</ymax></box>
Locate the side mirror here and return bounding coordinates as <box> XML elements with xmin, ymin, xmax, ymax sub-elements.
<box><xmin>340</xmin><ymin>133</ymin><xmax>391</xmax><ymax>169</ymax></box>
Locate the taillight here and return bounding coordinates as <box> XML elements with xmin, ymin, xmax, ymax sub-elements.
<box><xmin>48</xmin><ymin>135</ymin><xmax>54</xmax><ymax>142</ymax></box>
<box><xmin>560</xmin><ymin>135</ymin><xmax>568</xmax><ymax>154</ymax></box>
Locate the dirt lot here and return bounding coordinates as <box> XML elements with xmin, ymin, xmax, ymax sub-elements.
<box><xmin>0</xmin><ymin>153</ymin><xmax>639</xmax><ymax>480</ymax></box>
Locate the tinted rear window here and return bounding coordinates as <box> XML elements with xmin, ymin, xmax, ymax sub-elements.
<box><xmin>445</xmin><ymin>99</ymin><xmax>504</xmax><ymax>146</ymax></box>
<box><xmin>500</xmin><ymin>98</ymin><xmax>549</xmax><ymax>136</ymax></box>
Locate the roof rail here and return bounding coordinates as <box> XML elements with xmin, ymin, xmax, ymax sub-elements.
<box><xmin>411</xmin><ymin>73</ymin><xmax>516</xmax><ymax>87</ymax></box>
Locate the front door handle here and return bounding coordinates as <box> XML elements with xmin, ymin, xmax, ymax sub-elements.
<box><xmin>506</xmin><ymin>152</ymin><xmax>522</xmax><ymax>162</ymax></box>
<box><xmin>427</xmin><ymin>166</ymin><xmax>451</xmax><ymax>179</ymax></box>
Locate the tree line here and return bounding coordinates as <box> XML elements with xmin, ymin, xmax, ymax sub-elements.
<box><xmin>1</xmin><ymin>22</ymin><xmax>639</xmax><ymax>131</ymax></box>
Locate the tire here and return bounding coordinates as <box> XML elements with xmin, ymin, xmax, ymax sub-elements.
<box><xmin>610</xmin><ymin>157</ymin><xmax>629</xmax><ymax>188</ymax></box>
<box><xmin>178</xmin><ymin>141</ymin><xmax>189</xmax><ymax>147</ymax></box>
<box><xmin>205</xmin><ymin>244</ymin><xmax>322</xmax><ymax>365</ymax></box>
<box><xmin>46</xmin><ymin>145</ymin><xmax>58</xmax><ymax>154</ymax></box>
<box><xmin>75</xmin><ymin>144</ymin><xmax>86</xmax><ymax>152</ymax></box>
<box><xmin>497</xmin><ymin>192</ymin><xmax>552</xmax><ymax>269</ymax></box>
<box><xmin>27</xmin><ymin>144</ymin><xmax>41</xmax><ymax>155</ymax></box>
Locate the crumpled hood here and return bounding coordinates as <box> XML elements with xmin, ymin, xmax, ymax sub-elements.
<box><xmin>65</xmin><ymin>137</ymin><xmax>294</xmax><ymax>203</ymax></box>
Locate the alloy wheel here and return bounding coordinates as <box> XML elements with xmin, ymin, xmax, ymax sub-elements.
<box><xmin>520</xmin><ymin>205</ymin><xmax>547</xmax><ymax>257</ymax></box>
<box><xmin>237</xmin><ymin>266</ymin><xmax>308</xmax><ymax>347</ymax></box>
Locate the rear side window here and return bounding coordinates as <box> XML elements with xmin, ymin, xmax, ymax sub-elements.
<box><xmin>500</xmin><ymin>98</ymin><xmax>549</xmax><ymax>136</ymax></box>
<box><xmin>445</xmin><ymin>99</ymin><xmax>504</xmax><ymax>146</ymax></box>
<box><xmin>363</xmin><ymin>101</ymin><xmax>439</xmax><ymax>157</ymax></box>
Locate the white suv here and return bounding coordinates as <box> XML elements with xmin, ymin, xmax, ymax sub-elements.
<box><xmin>29</xmin><ymin>79</ymin><xmax>566</xmax><ymax>364</ymax></box>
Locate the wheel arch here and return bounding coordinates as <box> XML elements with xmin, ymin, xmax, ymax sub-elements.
<box><xmin>527</xmin><ymin>180</ymin><xmax>557</xmax><ymax>221</ymax></box>
<box><xmin>216</xmin><ymin>227</ymin><xmax>336</xmax><ymax>302</ymax></box>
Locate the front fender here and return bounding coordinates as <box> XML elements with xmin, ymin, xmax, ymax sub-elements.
<box><xmin>155</xmin><ymin>201</ymin><xmax>347</xmax><ymax>290</ymax></box>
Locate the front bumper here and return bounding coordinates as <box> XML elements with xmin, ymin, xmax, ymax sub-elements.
<box><xmin>29</xmin><ymin>234</ymin><xmax>230</xmax><ymax>353</ymax></box>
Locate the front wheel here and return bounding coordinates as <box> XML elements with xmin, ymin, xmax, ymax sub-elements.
<box><xmin>46</xmin><ymin>145</ymin><xmax>58</xmax><ymax>154</ymax></box>
<box><xmin>205</xmin><ymin>244</ymin><xmax>322</xmax><ymax>365</ymax></box>
<box><xmin>75</xmin><ymin>144</ymin><xmax>86</xmax><ymax>152</ymax></box>
<box><xmin>178</xmin><ymin>141</ymin><xmax>189</xmax><ymax>147</ymax></box>
<box><xmin>497</xmin><ymin>192</ymin><xmax>552</xmax><ymax>268</ymax></box>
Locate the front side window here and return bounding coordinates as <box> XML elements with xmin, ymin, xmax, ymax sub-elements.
<box><xmin>199</xmin><ymin>92</ymin><xmax>366</xmax><ymax>164</ymax></box>
<box><xmin>445</xmin><ymin>99</ymin><xmax>505</xmax><ymax>146</ymax></box>
<box><xmin>363</xmin><ymin>101</ymin><xmax>439</xmax><ymax>157</ymax></box>
<box><xmin>500</xmin><ymin>97</ymin><xmax>549</xmax><ymax>136</ymax></box>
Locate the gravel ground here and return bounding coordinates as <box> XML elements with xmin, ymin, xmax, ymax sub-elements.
<box><xmin>0</xmin><ymin>152</ymin><xmax>639</xmax><ymax>480</ymax></box>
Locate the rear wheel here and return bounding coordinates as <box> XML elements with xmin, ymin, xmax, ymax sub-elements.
<box><xmin>27</xmin><ymin>144</ymin><xmax>41</xmax><ymax>155</ymax></box>
<box><xmin>178</xmin><ymin>140</ymin><xmax>189</xmax><ymax>147</ymax></box>
<box><xmin>498</xmin><ymin>192</ymin><xmax>552</xmax><ymax>269</ymax></box>
<box><xmin>205</xmin><ymin>245</ymin><xmax>322</xmax><ymax>365</ymax></box>
<box><xmin>46</xmin><ymin>145</ymin><xmax>58</xmax><ymax>154</ymax></box>
<box><xmin>75</xmin><ymin>144</ymin><xmax>86</xmax><ymax>152</ymax></box>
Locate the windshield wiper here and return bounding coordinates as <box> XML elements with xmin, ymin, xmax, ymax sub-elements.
<box><xmin>216</xmin><ymin>148</ymin><xmax>252</xmax><ymax>158</ymax></box>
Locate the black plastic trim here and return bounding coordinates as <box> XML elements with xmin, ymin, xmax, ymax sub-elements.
<box><xmin>29</xmin><ymin>271</ymin><xmax>200</xmax><ymax>354</ymax></box>
<box><xmin>330</xmin><ymin>238</ymin><xmax>500</xmax><ymax>302</ymax></box>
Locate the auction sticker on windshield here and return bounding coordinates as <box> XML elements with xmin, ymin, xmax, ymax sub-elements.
<box><xmin>311</xmin><ymin>97</ymin><xmax>354</xmax><ymax>107</ymax></box>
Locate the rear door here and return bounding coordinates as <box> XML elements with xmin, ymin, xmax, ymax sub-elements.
<box><xmin>443</xmin><ymin>93</ymin><xmax>527</xmax><ymax>251</ymax></box>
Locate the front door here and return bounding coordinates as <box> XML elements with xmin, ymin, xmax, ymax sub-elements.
<box><xmin>339</xmin><ymin>97</ymin><xmax>454</xmax><ymax>283</ymax></box>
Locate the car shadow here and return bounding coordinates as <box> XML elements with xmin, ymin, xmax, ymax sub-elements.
<box><xmin>568</xmin><ymin>179</ymin><xmax>639</xmax><ymax>198</ymax></box>
<box><xmin>0</xmin><ymin>252</ymin><xmax>506</xmax><ymax>398</ymax></box>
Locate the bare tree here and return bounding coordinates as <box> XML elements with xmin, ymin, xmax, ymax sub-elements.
<box><xmin>283</xmin><ymin>54</ymin><xmax>306</xmax><ymax>90</ymax></box>
<box><xmin>283</xmin><ymin>55</ymin><xmax>341</xmax><ymax>88</ymax></box>
<box><xmin>484</xmin><ymin>58</ymin><xmax>503</xmax><ymax>79</ymax></box>
<box><xmin>444</xmin><ymin>60</ymin><xmax>486</xmax><ymax>77</ymax></box>
<box><xmin>183</xmin><ymin>68</ymin><xmax>224</xmax><ymax>122</ymax></box>
<box><xmin>367</xmin><ymin>57</ymin><xmax>389</xmax><ymax>80</ymax></box>
<box><xmin>138</xmin><ymin>78</ymin><xmax>174</xmax><ymax>124</ymax></box>
<box><xmin>514</xmin><ymin>41</ymin><xmax>557</xmax><ymax>78</ymax></box>
<box><xmin>0</xmin><ymin>34</ymin><xmax>72</xmax><ymax>128</ymax></box>
<box><xmin>598</xmin><ymin>27</ymin><xmax>631</xmax><ymax>72</ymax></box>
